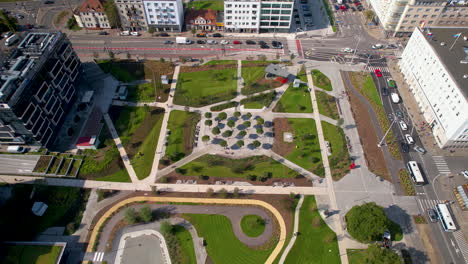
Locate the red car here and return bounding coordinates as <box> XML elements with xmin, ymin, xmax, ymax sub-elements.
<box><xmin>374</xmin><ymin>69</ymin><xmax>383</xmax><ymax>77</ymax></box>
<box><xmin>233</xmin><ymin>40</ymin><xmax>242</xmax><ymax>44</ymax></box>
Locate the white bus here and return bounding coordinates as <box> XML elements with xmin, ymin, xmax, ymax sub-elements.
<box><xmin>434</xmin><ymin>203</ymin><xmax>457</xmax><ymax>232</ymax></box>
<box><xmin>407</xmin><ymin>161</ymin><xmax>425</xmax><ymax>185</ymax></box>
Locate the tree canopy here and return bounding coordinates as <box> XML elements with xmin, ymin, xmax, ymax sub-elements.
<box><xmin>103</xmin><ymin>1</ymin><xmax>121</xmax><ymax>28</ymax></box>
<box><xmin>361</xmin><ymin>244</ymin><xmax>401</xmax><ymax>264</ymax></box>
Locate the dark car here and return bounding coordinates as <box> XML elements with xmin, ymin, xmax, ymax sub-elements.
<box><xmin>334</xmin><ymin>4</ymin><xmax>339</xmax><ymax>10</ymax></box>
<box><xmin>427</xmin><ymin>209</ymin><xmax>438</xmax><ymax>223</ymax></box>
<box><xmin>44</xmin><ymin>0</ymin><xmax>54</xmax><ymax>4</ymax></box>
<box><xmin>357</xmin><ymin>5</ymin><xmax>364</xmax><ymax>10</ymax></box>
<box><xmin>387</xmin><ymin>44</ymin><xmax>398</xmax><ymax>49</ymax></box>
<box><xmin>98</xmin><ymin>31</ymin><xmax>108</xmax><ymax>35</ymax></box>
<box><xmin>259</xmin><ymin>40</ymin><xmax>267</xmax><ymax>46</ymax></box>
<box><xmin>400</xmin><ymin>142</ymin><xmax>409</xmax><ymax>153</ymax></box>
<box><xmin>382</xmin><ymin>87</ymin><xmax>389</xmax><ymax>96</ymax></box>
<box><xmin>304</xmin><ymin>12</ymin><xmax>312</xmax><ymax>17</ymax></box>
<box><xmin>272</xmin><ymin>41</ymin><xmax>283</xmax><ymax>49</ymax></box>
<box><xmin>164</xmin><ymin>40</ymin><xmax>173</xmax><ymax>44</ymax></box>
<box><xmin>395</xmin><ymin>110</ymin><xmax>403</xmax><ymax>118</ymax></box>
<box><xmin>197</xmin><ymin>40</ymin><xmax>206</xmax><ymax>44</ymax></box>
<box><xmin>212</xmin><ymin>33</ymin><xmax>223</xmax><ymax>37</ymax></box>
<box><xmin>246</xmin><ymin>40</ymin><xmax>256</xmax><ymax>45</ymax></box>
<box><xmin>158</xmin><ymin>33</ymin><xmax>170</xmax><ymax>37</ymax></box>
<box><xmin>260</xmin><ymin>44</ymin><xmax>269</xmax><ymax>49</ymax></box>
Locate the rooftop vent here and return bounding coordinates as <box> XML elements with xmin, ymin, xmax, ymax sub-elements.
<box><xmin>441</xmin><ymin>42</ymin><xmax>446</xmax><ymax>46</ymax></box>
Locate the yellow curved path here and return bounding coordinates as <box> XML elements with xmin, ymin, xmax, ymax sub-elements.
<box><xmin>86</xmin><ymin>196</ymin><xmax>287</xmax><ymax>264</ymax></box>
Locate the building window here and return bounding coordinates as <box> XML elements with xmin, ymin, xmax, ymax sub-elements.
<box><xmin>414</xmin><ymin>15</ymin><xmax>419</xmax><ymax>18</ymax></box>
<box><xmin>423</xmin><ymin>15</ymin><xmax>428</xmax><ymax>18</ymax></box>
<box><xmin>405</xmin><ymin>15</ymin><xmax>410</xmax><ymax>18</ymax></box>
<box><xmin>428</xmin><ymin>20</ymin><xmax>433</xmax><ymax>24</ymax></box>
<box><xmin>403</xmin><ymin>20</ymin><xmax>408</xmax><ymax>23</ymax></box>
<box><xmin>435</xmin><ymin>9</ymin><xmax>439</xmax><ymax>12</ymax></box>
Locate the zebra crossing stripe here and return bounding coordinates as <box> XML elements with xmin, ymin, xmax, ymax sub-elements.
<box><xmin>432</xmin><ymin>156</ymin><xmax>451</xmax><ymax>173</ymax></box>
<box><xmin>453</xmin><ymin>231</ymin><xmax>468</xmax><ymax>262</ymax></box>
<box><xmin>93</xmin><ymin>252</ymin><xmax>104</xmax><ymax>262</ymax></box>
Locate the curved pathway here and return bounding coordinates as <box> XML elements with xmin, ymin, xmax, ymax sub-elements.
<box><xmin>279</xmin><ymin>194</ymin><xmax>304</xmax><ymax>264</ymax></box>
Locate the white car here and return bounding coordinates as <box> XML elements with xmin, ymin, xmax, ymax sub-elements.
<box><xmin>342</xmin><ymin>47</ymin><xmax>354</xmax><ymax>53</ymax></box>
<box><xmin>371</xmin><ymin>44</ymin><xmax>384</xmax><ymax>49</ymax></box>
<box><xmin>130</xmin><ymin>31</ymin><xmax>140</xmax><ymax>36</ymax></box>
<box><xmin>399</xmin><ymin>121</ymin><xmax>408</xmax><ymax>131</ymax></box>
<box><xmin>390</xmin><ymin>93</ymin><xmax>400</xmax><ymax>104</ymax></box>
<box><xmin>405</xmin><ymin>134</ymin><xmax>415</xmax><ymax>144</ymax></box>
<box><xmin>461</xmin><ymin>170</ymin><xmax>468</xmax><ymax>179</ymax></box>
<box><xmin>220</xmin><ymin>40</ymin><xmax>229</xmax><ymax>45</ymax></box>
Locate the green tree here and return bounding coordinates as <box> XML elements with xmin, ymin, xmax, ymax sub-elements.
<box><xmin>217</xmin><ymin>112</ymin><xmax>227</xmax><ymax>120</ymax></box>
<box><xmin>364</xmin><ymin>10</ymin><xmax>375</xmax><ymax>21</ymax></box>
<box><xmin>222</xmin><ymin>130</ymin><xmax>233</xmax><ymax>137</ymax></box>
<box><xmin>124</xmin><ymin>208</ymin><xmax>137</xmax><ymax>224</ymax></box>
<box><xmin>236</xmin><ymin>140</ymin><xmax>244</xmax><ymax>147</ymax></box>
<box><xmin>337</xmin><ymin>118</ymin><xmax>344</xmax><ymax>127</ymax></box>
<box><xmin>66</xmin><ymin>17</ymin><xmax>77</xmax><ymax>30</ymax></box>
<box><xmin>233</xmin><ymin>187</ymin><xmax>240</xmax><ymax>198</ymax></box>
<box><xmin>139</xmin><ymin>205</ymin><xmax>153</xmax><ymax>222</ymax></box>
<box><xmin>246</xmin><ymin>112</ymin><xmax>252</xmax><ymax>119</ymax></box>
<box><xmin>191</xmin><ymin>27</ymin><xmax>197</xmax><ymax>36</ymax></box>
<box><xmin>238</xmin><ymin>130</ymin><xmax>247</xmax><ymax>137</ymax></box>
<box><xmin>227</xmin><ymin>120</ymin><xmax>236</xmax><ymax>128</ymax></box>
<box><xmin>205</xmin><ymin>112</ymin><xmax>212</xmax><ymax>118</ymax></box>
<box><xmin>219</xmin><ymin>188</ymin><xmax>228</xmax><ymax>198</ymax></box>
<box><xmin>148</xmin><ymin>26</ymin><xmax>156</xmax><ymax>34</ymax></box>
<box><xmin>212</xmin><ymin>127</ymin><xmax>221</xmax><ymax>135</ymax></box>
<box><xmin>362</xmin><ymin>244</ymin><xmax>401</xmax><ymax>264</ymax></box>
<box><xmin>219</xmin><ymin>140</ymin><xmax>227</xmax><ymax>147</ymax></box>
<box><xmin>252</xmin><ymin>140</ymin><xmax>261</xmax><ymax>148</ymax></box>
<box><xmin>207</xmin><ymin>187</ymin><xmax>215</xmax><ymax>196</ymax></box>
<box><xmin>234</xmin><ymin>111</ymin><xmax>241</xmax><ymax>117</ymax></box>
<box><xmin>103</xmin><ymin>1</ymin><xmax>121</xmax><ymax>28</ymax></box>
<box><xmin>202</xmin><ymin>135</ymin><xmax>210</xmax><ymax>142</ymax></box>
<box><xmin>256</xmin><ymin>128</ymin><xmax>264</xmax><ymax>134</ymax></box>
<box><xmin>256</xmin><ymin>117</ymin><xmax>265</xmax><ymax>125</ymax></box>
<box><xmin>160</xmin><ymin>221</ymin><xmax>174</xmax><ymax>235</ymax></box>
<box><xmin>205</xmin><ymin>120</ymin><xmax>213</xmax><ymax>126</ymax></box>
<box><xmin>0</xmin><ymin>10</ymin><xmax>17</xmax><ymax>32</ymax></box>
<box><xmin>345</xmin><ymin>202</ymin><xmax>401</xmax><ymax>243</ymax></box>
<box><xmin>243</xmin><ymin>121</ymin><xmax>251</xmax><ymax>127</ymax></box>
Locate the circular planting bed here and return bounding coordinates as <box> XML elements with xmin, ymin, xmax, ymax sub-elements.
<box><xmin>240</xmin><ymin>214</ymin><xmax>266</xmax><ymax>238</ymax></box>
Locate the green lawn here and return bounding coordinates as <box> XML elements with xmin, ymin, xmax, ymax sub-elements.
<box><xmin>347</xmin><ymin>249</ymin><xmax>366</xmax><ymax>264</ymax></box>
<box><xmin>0</xmin><ymin>185</ymin><xmax>88</xmax><ymax>240</ymax></box>
<box><xmin>240</xmin><ymin>215</ymin><xmax>266</xmax><ymax>237</ymax></box>
<box><xmin>284</xmin><ymin>119</ymin><xmax>324</xmax><ymax>177</ymax></box>
<box><xmin>182</xmin><ymin>214</ymin><xmax>275</xmax><ymax>264</ymax></box>
<box><xmin>274</xmin><ymin>84</ymin><xmax>313</xmax><ymax>113</ymax></box>
<box><xmin>316</xmin><ymin>91</ymin><xmax>339</xmax><ymax>120</ymax></box>
<box><xmin>165</xmin><ymin>110</ymin><xmax>201</xmax><ymax>162</ymax></box>
<box><xmin>97</xmin><ymin>60</ymin><xmax>138</xmax><ymax>82</ymax></box>
<box><xmin>186</xmin><ymin>0</ymin><xmax>224</xmax><ymax>10</ymax></box>
<box><xmin>322</xmin><ymin>122</ymin><xmax>350</xmax><ymax>180</ymax></box>
<box><xmin>0</xmin><ymin>244</ymin><xmax>63</xmax><ymax>264</ymax></box>
<box><xmin>242</xmin><ymin>66</ymin><xmax>282</xmax><ymax>95</ymax></box>
<box><xmin>174</xmin><ymin>68</ymin><xmax>237</xmax><ymax>106</ymax></box>
<box><xmin>205</xmin><ymin>60</ymin><xmax>237</xmax><ymax>65</ymax></box>
<box><xmin>111</xmin><ymin>106</ymin><xmax>164</xmax><ymax>179</ymax></box>
<box><xmin>311</xmin><ymin>70</ymin><xmax>332</xmax><ymax>91</ymax></box>
<box><xmin>127</xmin><ymin>82</ymin><xmax>155</xmax><ymax>102</ymax></box>
<box><xmin>78</xmin><ymin>124</ymin><xmax>131</xmax><ymax>182</ymax></box>
<box><xmin>173</xmin><ymin>225</ymin><xmax>197</xmax><ymax>264</ymax></box>
<box><xmin>178</xmin><ymin>155</ymin><xmax>299</xmax><ymax>179</ymax></box>
<box><xmin>285</xmin><ymin>196</ymin><xmax>340</xmax><ymax>264</ymax></box>
<box><xmin>360</xmin><ymin>74</ymin><xmax>383</xmax><ymax>106</ymax></box>
<box><xmin>240</xmin><ymin>91</ymin><xmax>276</xmax><ymax>109</ymax></box>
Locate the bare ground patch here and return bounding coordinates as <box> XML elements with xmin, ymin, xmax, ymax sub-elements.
<box><xmin>272</xmin><ymin>118</ymin><xmax>295</xmax><ymax>156</ymax></box>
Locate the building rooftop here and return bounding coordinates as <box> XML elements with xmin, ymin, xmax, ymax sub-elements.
<box><xmin>421</xmin><ymin>27</ymin><xmax>468</xmax><ymax>98</ymax></box>
<box><xmin>78</xmin><ymin>0</ymin><xmax>105</xmax><ymax>13</ymax></box>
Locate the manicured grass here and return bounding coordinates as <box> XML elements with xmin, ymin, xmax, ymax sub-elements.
<box><xmin>347</xmin><ymin>249</ymin><xmax>366</xmax><ymax>264</ymax></box>
<box><xmin>311</xmin><ymin>70</ymin><xmax>332</xmax><ymax>91</ymax></box>
<box><xmin>240</xmin><ymin>91</ymin><xmax>276</xmax><ymax>109</ymax></box>
<box><xmin>186</xmin><ymin>0</ymin><xmax>224</xmax><ymax>11</ymax></box>
<box><xmin>284</xmin><ymin>119</ymin><xmax>324</xmax><ymax>177</ymax></box>
<box><xmin>274</xmin><ymin>84</ymin><xmax>313</xmax><ymax>113</ymax></box>
<box><xmin>127</xmin><ymin>82</ymin><xmax>155</xmax><ymax>102</ymax></box>
<box><xmin>210</xmin><ymin>101</ymin><xmax>239</xmax><ymax>111</ymax></box>
<box><xmin>0</xmin><ymin>185</ymin><xmax>89</xmax><ymax>240</ymax></box>
<box><xmin>285</xmin><ymin>196</ymin><xmax>340</xmax><ymax>264</ymax></box>
<box><xmin>173</xmin><ymin>225</ymin><xmax>197</xmax><ymax>264</ymax></box>
<box><xmin>205</xmin><ymin>60</ymin><xmax>237</xmax><ymax>65</ymax></box>
<box><xmin>174</xmin><ymin>68</ymin><xmax>237</xmax><ymax>106</ymax></box>
<box><xmin>240</xmin><ymin>215</ymin><xmax>266</xmax><ymax>237</ymax></box>
<box><xmin>242</xmin><ymin>66</ymin><xmax>282</xmax><ymax>95</ymax></box>
<box><xmin>97</xmin><ymin>60</ymin><xmax>139</xmax><ymax>82</ymax></box>
<box><xmin>182</xmin><ymin>214</ymin><xmax>275</xmax><ymax>264</ymax></box>
<box><xmin>322</xmin><ymin>121</ymin><xmax>351</xmax><ymax>180</ymax></box>
<box><xmin>165</xmin><ymin>110</ymin><xmax>201</xmax><ymax>162</ymax></box>
<box><xmin>0</xmin><ymin>244</ymin><xmax>62</xmax><ymax>264</ymax></box>
<box><xmin>398</xmin><ymin>169</ymin><xmax>416</xmax><ymax>196</ymax></box>
<box><xmin>316</xmin><ymin>91</ymin><xmax>340</xmax><ymax>120</ymax></box>
<box><xmin>78</xmin><ymin>124</ymin><xmax>131</xmax><ymax>182</ymax></box>
<box><xmin>348</xmin><ymin>72</ymin><xmax>401</xmax><ymax>160</ymax></box>
<box><xmin>179</xmin><ymin>155</ymin><xmax>300</xmax><ymax>179</ymax></box>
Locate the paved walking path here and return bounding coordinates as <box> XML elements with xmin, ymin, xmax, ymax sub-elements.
<box><xmin>279</xmin><ymin>194</ymin><xmax>304</xmax><ymax>264</ymax></box>
<box><xmin>267</xmin><ymin>152</ymin><xmax>322</xmax><ymax>182</ymax></box>
<box><xmin>237</xmin><ymin>60</ymin><xmax>243</xmax><ymax>96</ymax></box>
<box><xmin>307</xmin><ymin>69</ymin><xmax>348</xmax><ymax>264</ymax></box>
<box><xmin>103</xmin><ymin>113</ymin><xmax>139</xmax><ymax>183</ymax></box>
<box><xmin>156</xmin><ymin>148</ymin><xmax>212</xmax><ymax>179</ymax></box>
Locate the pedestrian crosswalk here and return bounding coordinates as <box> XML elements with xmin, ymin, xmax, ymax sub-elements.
<box><xmin>417</xmin><ymin>198</ymin><xmax>445</xmax><ymax>211</ymax></box>
<box><xmin>367</xmin><ymin>66</ymin><xmax>390</xmax><ymax>73</ymax></box>
<box><xmin>433</xmin><ymin>156</ymin><xmax>451</xmax><ymax>174</ymax></box>
<box><xmin>93</xmin><ymin>252</ymin><xmax>105</xmax><ymax>262</ymax></box>
<box><xmin>453</xmin><ymin>229</ymin><xmax>468</xmax><ymax>263</ymax></box>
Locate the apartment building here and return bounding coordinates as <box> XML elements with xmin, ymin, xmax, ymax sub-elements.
<box><xmin>399</xmin><ymin>27</ymin><xmax>468</xmax><ymax>148</ymax></box>
<box><xmin>224</xmin><ymin>0</ymin><xmax>294</xmax><ymax>33</ymax></box>
<box><xmin>115</xmin><ymin>0</ymin><xmax>148</xmax><ymax>31</ymax></box>
<box><xmin>368</xmin><ymin>0</ymin><xmax>468</xmax><ymax>36</ymax></box>
<box><xmin>0</xmin><ymin>32</ymin><xmax>81</xmax><ymax>147</ymax></box>
<box><xmin>76</xmin><ymin>0</ymin><xmax>111</xmax><ymax>29</ymax></box>
<box><xmin>143</xmin><ymin>0</ymin><xmax>184</xmax><ymax>32</ymax></box>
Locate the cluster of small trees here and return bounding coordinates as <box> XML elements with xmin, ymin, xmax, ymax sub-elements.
<box><xmin>206</xmin><ymin>187</ymin><xmax>241</xmax><ymax>198</ymax></box>
<box><xmin>124</xmin><ymin>205</ymin><xmax>153</xmax><ymax>224</ymax></box>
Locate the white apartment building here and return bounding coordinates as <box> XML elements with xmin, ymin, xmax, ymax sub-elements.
<box><xmin>143</xmin><ymin>0</ymin><xmax>184</xmax><ymax>32</ymax></box>
<box><xmin>224</xmin><ymin>0</ymin><xmax>294</xmax><ymax>33</ymax></box>
<box><xmin>399</xmin><ymin>27</ymin><xmax>468</xmax><ymax>149</ymax></box>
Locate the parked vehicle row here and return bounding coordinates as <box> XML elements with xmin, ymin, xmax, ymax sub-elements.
<box><xmin>165</xmin><ymin>38</ymin><xmax>283</xmax><ymax>49</ymax></box>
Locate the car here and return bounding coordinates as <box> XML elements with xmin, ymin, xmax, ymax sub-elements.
<box><xmin>130</xmin><ymin>31</ymin><xmax>140</xmax><ymax>36</ymax></box>
<box><xmin>461</xmin><ymin>170</ymin><xmax>468</xmax><ymax>179</ymax></box>
<box><xmin>387</xmin><ymin>78</ymin><xmax>396</xmax><ymax>88</ymax></box>
<box><xmin>399</xmin><ymin>120</ymin><xmax>408</xmax><ymax>130</ymax></box>
<box><xmin>272</xmin><ymin>41</ymin><xmax>283</xmax><ymax>49</ymax></box>
<box><xmin>260</xmin><ymin>44</ymin><xmax>269</xmax><ymax>49</ymax></box>
<box><xmin>294</xmin><ymin>14</ymin><xmax>300</xmax><ymax>18</ymax></box>
<box><xmin>220</xmin><ymin>40</ymin><xmax>229</xmax><ymax>45</ymax></box>
<box><xmin>357</xmin><ymin>5</ymin><xmax>364</xmax><ymax>10</ymax></box>
<box><xmin>334</xmin><ymin>4</ymin><xmax>339</xmax><ymax>10</ymax></box>
<box><xmin>259</xmin><ymin>40</ymin><xmax>267</xmax><ymax>46</ymax></box>
<box><xmin>400</xmin><ymin>142</ymin><xmax>409</xmax><ymax>153</ymax></box>
<box><xmin>164</xmin><ymin>40</ymin><xmax>173</xmax><ymax>44</ymax></box>
<box><xmin>382</xmin><ymin>87</ymin><xmax>389</xmax><ymax>96</ymax></box>
<box><xmin>342</xmin><ymin>47</ymin><xmax>354</xmax><ymax>53</ymax></box>
<box><xmin>207</xmin><ymin>40</ymin><xmax>217</xmax><ymax>44</ymax></box>
<box><xmin>374</xmin><ymin>69</ymin><xmax>383</xmax><ymax>77</ymax></box>
<box><xmin>246</xmin><ymin>40</ymin><xmax>256</xmax><ymax>45</ymax></box>
<box><xmin>158</xmin><ymin>32</ymin><xmax>170</xmax><ymax>37</ymax></box>
<box><xmin>405</xmin><ymin>134</ymin><xmax>415</xmax><ymax>144</ymax></box>
<box><xmin>196</xmin><ymin>40</ymin><xmax>206</xmax><ymax>44</ymax></box>
<box><xmin>44</xmin><ymin>0</ymin><xmax>54</xmax><ymax>4</ymax></box>
<box><xmin>372</xmin><ymin>44</ymin><xmax>384</xmax><ymax>49</ymax></box>
<box><xmin>302</xmin><ymin>4</ymin><xmax>310</xmax><ymax>10</ymax></box>
<box><xmin>395</xmin><ymin>110</ymin><xmax>403</xmax><ymax>118</ymax></box>
<box><xmin>413</xmin><ymin>145</ymin><xmax>426</xmax><ymax>154</ymax></box>
<box><xmin>351</xmin><ymin>6</ymin><xmax>356</xmax><ymax>11</ymax></box>
<box><xmin>304</xmin><ymin>12</ymin><xmax>312</xmax><ymax>17</ymax></box>
<box><xmin>98</xmin><ymin>31</ymin><xmax>108</xmax><ymax>35</ymax></box>
<box><xmin>212</xmin><ymin>33</ymin><xmax>223</xmax><ymax>37</ymax></box>
<box><xmin>340</xmin><ymin>4</ymin><xmax>347</xmax><ymax>11</ymax></box>
<box><xmin>233</xmin><ymin>40</ymin><xmax>242</xmax><ymax>44</ymax></box>
<box><xmin>196</xmin><ymin>33</ymin><xmax>206</xmax><ymax>37</ymax></box>
<box><xmin>426</xmin><ymin>209</ymin><xmax>438</xmax><ymax>223</ymax></box>
<box><xmin>15</xmin><ymin>14</ymin><xmax>24</xmax><ymax>19</ymax></box>
<box><xmin>4</xmin><ymin>32</ymin><xmax>13</xmax><ymax>38</ymax></box>
<box><xmin>387</xmin><ymin>44</ymin><xmax>398</xmax><ymax>49</ymax></box>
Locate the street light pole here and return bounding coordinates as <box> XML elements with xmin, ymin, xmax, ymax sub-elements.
<box><xmin>377</xmin><ymin>117</ymin><xmax>397</xmax><ymax>147</ymax></box>
<box><xmin>349</xmin><ymin>33</ymin><xmax>362</xmax><ymax>65</ymax></box>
